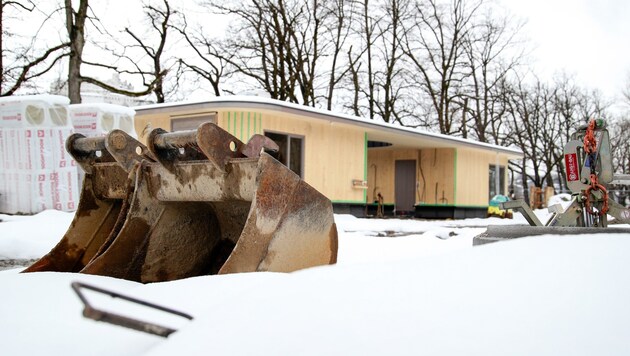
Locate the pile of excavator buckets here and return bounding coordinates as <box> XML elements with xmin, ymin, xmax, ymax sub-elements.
<box><xmin>24</xmin><ymin>123</ymin><xmax>338</xmax><ymax>282</ymax></box>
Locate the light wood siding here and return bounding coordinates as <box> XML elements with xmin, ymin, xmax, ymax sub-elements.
<box><xmin>455</xmin><ymin>148</ymin><xmax>508</xmax><ymax>206</ymax></box>
<box><xmin>255</xmin><ymin>109</ymin><xmax>365</xmax><ymax>203</ymax></box>
<box><xmin>418</xmin><ymin>148</ymin><xmax>455</xmax><ymax>205</ymax></box>
<box><xmin>134</xmin><ymin>108</ymin><xmax>220</xmax><ymax>143</ymax></box>
<box><xmin>134</xmin><ymin>112</ymin><xmax>171</xmax><ymax>141</ymax></box>
<box><xmin>135</xmin><ymin>106</ymin><xmax>366</xmax><ymax>203</ymax></box>
<box><xmin>367</xmin><ymin>148</ymin><xmax>454</xmax><ymax>206</ymax></box>
<box><xmin>219</xmin><ymin>111</ymin><xmax>263</xmax><ymax>141</ymax></box>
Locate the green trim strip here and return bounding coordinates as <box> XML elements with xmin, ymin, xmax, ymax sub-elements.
<box><xmin>240</xmin><ymin>112</ymin><xmax>244</xmax><ymax>141</ymax></box>
<box><xmin>416</xmin><ymin>203</ymin><xmax>489</xmax><ymax>209</ymax></box>
<box><xmin>227</xmin><ymin>112</ymin><xmax>231</xmax><ymax>135</ymax></box>
<box><xmin>258</xmin><ymin>115</ymin><xmax>262</xmax><ymax>134</ymax></box>
<box><xmin>453</xmin><ymin>149</ymin><xmax>458</xmax><ymax>205</ymax></box>
<box><xmin>247</xmin><ymin>112</ymin><xmax>251</xmax><ymax>139</ymax></box>
<box><xmin>363</xmin><ymin>132</ymin><xmax>368</xmax><ymax>203</ymax></box>
<box><xmin>332</xmin><ymin>200</ymin><xmax>368</xmax><ymax>204</ymax></box>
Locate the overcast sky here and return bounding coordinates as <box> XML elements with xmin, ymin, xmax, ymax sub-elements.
<box><xmin>497</xmin><ymin>0</ymin><xmax>630</xmax><ymax>103</ymax></box>
<box><xmin>75</xmin><ymin>0</ymin><xmax>630</xmax><ymax>107</ymax></box>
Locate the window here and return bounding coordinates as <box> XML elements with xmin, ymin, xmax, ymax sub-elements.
<box><xmin>264</xmin><ymin>131</ymin><xmax>304</xmax><ymax>177</ymax></box>
<box><xmin>171</xmin><ymin>112</ymin><xmax>217</xmax><ymax>131</ymax></box>
<box><xmin>489</xmin><ymin>165</ymin><xmax>506</xmax><ymax>200</ymax></box>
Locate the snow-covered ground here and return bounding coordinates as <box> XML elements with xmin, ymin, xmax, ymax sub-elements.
<box><xmin>1</xmin><ymin>209</ymin><xmax>630</xmax><ymax>355</ymax></box>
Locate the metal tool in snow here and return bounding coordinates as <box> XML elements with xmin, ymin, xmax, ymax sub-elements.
<box><xmin>475</xmin><ymin>119</ymin><xmax>630</xmax><ymax>245</ymax></box>
<box><xmin>24</xmin><ymin>122</ymin><xmax>338</xmax><ymax>282</ymax></box>
<box><xmin>71</xmin><ymin>281</ymin><xmax>192</xmax><ymax>337</ymax></box>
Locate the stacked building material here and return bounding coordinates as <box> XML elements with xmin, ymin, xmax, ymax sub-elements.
<box><xmin>0</xmin><ymin>95</ymin><xmax>78</xmax><ymax>214</ymax></box>
<box><xmin>70</xmin><ymin>103</ymin><xmax>137</xmax><ymax>138</ymax></box>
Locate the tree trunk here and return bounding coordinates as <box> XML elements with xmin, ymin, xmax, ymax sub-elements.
<box><xmin>66</xmin><ymin>0</ymin><xmax>88</xmax><ymax>104</ymax></box>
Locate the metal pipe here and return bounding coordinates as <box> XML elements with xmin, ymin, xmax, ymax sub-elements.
<box><xmin>152</xmin><ymin>130</ymin><xmax>198</xmax><ymax>149</ymax></box>
<box><xmin>71</xmin><ymin>136</ymin><xmax>107</xmax><ymax>153</ymax></box>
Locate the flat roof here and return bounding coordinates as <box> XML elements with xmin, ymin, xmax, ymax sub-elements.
<box><xmin>135</xmin><ymin>96</ymin><xmax>523</xmax><ymax>159</ymax></box>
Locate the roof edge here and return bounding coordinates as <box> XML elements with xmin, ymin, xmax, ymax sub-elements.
<box><xmin>134</xmin><ymin>96</ymin><xmax>523</xmax><ymax>158</ymax></box>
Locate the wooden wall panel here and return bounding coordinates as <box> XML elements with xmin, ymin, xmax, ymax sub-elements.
<box><xmin>367</xmin><ymin>148</ymin><xmax>454</xmax><ymax>206</ymax></box>
<box><xmin>259</xmin><ymin>110</ymin><xmax>365</xmax><ymax>203</ymax></box>
<box><xmin>134</xmin><ymin>114</ymin><xmax>170</xmax><ymax>143</ymax></box>
<box><xmin>455</xmin><ymin>148</ymin><xmax>508</xmax><ymax>206</ymax></box>
<box><xmin>367</xmin><ymin>149</ymin><xmax>395</xmax><ymax>204</ymax></box>
<box><xmin>134</xmin><ymin>108</ymin><xmax>221</xmax><ymax>143</ymax></box>
<box><xmin>418</xmin><ymin>148</ymin><xmax>455</xmax><ymax>205</ymax></box>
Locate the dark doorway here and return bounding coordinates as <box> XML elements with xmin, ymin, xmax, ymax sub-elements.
<box><xmin>488</xmin><ymin>165</ymin><xmax>506</xmax><ymax>200</ymax></box>
<box><xmin>264</xmin><ymin>131</ymin><xmax>304</xmax><ymax>177</ymax></box>
<box><xmin>395</xmin><ymin>160</ymin><xmax>416</xmax><ymax>214</ymax></box>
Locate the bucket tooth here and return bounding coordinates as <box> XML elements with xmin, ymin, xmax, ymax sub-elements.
<box><xmin>26</xmin><ymin>123</ymin><xmax>338</xmax><ymax>282</ymax></box>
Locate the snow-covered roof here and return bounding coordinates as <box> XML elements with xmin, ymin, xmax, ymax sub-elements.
<box><xmin>70</xmin><ymin>103</ymin><xmax>135</xmax><ymax>116</ymax></box>
<box><xmin>135</xmin><ymin>96</ymin><xmax>523</xmax><ymax>159</ymax></box>
<box><xmin>0</xmin><ymin>94</ymin><xmax>70</xmax><ymax>106</ymax></box>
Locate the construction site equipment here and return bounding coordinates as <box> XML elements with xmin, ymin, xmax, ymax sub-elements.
<box><xmin>487</xmin><ymin>195</ymin><xmax>513</xmax><ymax>218</ymax></box>
<box><xmin>475</xmin><ymin>119</ymin><xmax>630</xmax><ymax>245</ymax></box>
<box><xmin>24</xmin><ymin>123</ymin><xmax>338</xmax><ymax>282</ymax></box>
<box><xmin>72</xmin><ymin>281</ymin><xmax>193</xmax><ymax>337</ymax></box>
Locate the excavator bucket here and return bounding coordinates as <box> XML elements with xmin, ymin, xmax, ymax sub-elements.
<box><xmin>23</xmin><ymin>130</ymin><xmax>153</xmax><ymax>273</ymax></box>
<box><xmin>24</xmin><ymin>123</ymin><xmax>338</xmax><ymax>282</ymax></box>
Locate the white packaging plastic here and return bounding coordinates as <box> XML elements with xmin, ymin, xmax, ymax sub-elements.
<box><xmin>70</xmin><ymin>103</ymin><xmax>137</xmax><ymax>138</ymax></box>
<box><xmin>0</xmin><ymin>95</ymin><xmax>77</xmax><ymax>214</ymax></box>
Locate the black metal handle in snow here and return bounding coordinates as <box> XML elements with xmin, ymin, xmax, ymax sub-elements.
<box><xmin>71</xmin><ymin>281</ymin><xmax>193</xmax><ymax>338</ymax></box>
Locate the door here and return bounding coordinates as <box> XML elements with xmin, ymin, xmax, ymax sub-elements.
<box><xmin>395</xmin><ymin>160</ymin><xmax>416</xmax><ymax>214</ymax></box>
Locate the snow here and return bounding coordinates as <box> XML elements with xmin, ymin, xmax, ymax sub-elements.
<box><xmin>0</xmin><ymin>94</ymin><xmax>70</xmax><ymax>106</ymax></box>
<box><xmin>0</xmin><ymin>210</ymin><xmax>74</xmax><ymax>259</ymax></box>
<box><xmin>1</xmin><ymin>209</ymin><xmax>630</xmax><ymax>355</ymax></box>
<box><xmin>70</xmin><ymin>102</ymin><xmax>136</xmax><ymax>116</ymax></box>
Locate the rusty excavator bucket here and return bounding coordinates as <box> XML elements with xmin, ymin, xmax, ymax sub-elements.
<box><xmin>24</xmin><ymin>123</ymin><xmax>338</xmax><ymax>282</ymax></box>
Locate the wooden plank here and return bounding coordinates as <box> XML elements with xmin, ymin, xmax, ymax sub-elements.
<box><xmin>367</xmin><ymin>148</ymin><xmax>454</xmax><ymax>206</ymax></box>
<box><xmin>455</xmin><ymin>148</ymin><xmax>508</xmax><ymax>206</ymax></box>
<box><xmin>260</xmin><ymin>110</ymin><xmax>365</xmax><ymax>203</ymax></box>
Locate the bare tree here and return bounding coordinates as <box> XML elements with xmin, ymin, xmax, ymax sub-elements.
<box><xmin>404</xmin><ymin>0</ymin><xmax>482</xmax><ymax>134</ymax></box>
<box><xmin>348</xmin><ymin>0</ymin><xmax>379</xmax><ymax>118</ymax></box>
<box><xmin>323</xmin><ymin>0</ymin><xmax>354</xmax><ymax>110</ymax></box>
<box><xmin>610</xmin><ymin>118</ymin><xmax>630</xmax><ymax>174</ymax></box>
<box><xmin>503</xmin><ymin>77</ymin><xmax>560</xmax><ymax>200</ymax></box>
<box><xmin>1</xmin><ymin>0</ymin><xmax>68</xmax><ymax>95</ymax></box>
<box><xmin>345</xmin><ymin>0</ymin><xmax>412</xmax><ymax>123</ymax></box>
<box><xmin>623</xmin><ymin>71</ymin><xmax>630</xmax><ymax>106</ymax></box>
<box><xmin>64</xmin><ymin>0</ymin><xmax>166</xmax><ymax>103</ymax></box>
<box><xmin>462</xmin><ymin>9</ymin><xmax>524</xmax><ymax>143</ymax></box>
<box><xmin>175</xmin><ymin>13</ymin><xmax>228</xmax><ymax>97</ymax></box>
<box><xmin>372</xmin><ymin>0</ymin><xmax>413</xmax><ymax>124</ymax></box>
<box><xmin>121</xmin><ymin>0</ymin><xmax>174</xmax><ymax>103</ymax></box>
<box><xmin>202</xmin><ymin>0</ymin><xmax>329</xmax><ymax>106</ymax></box>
